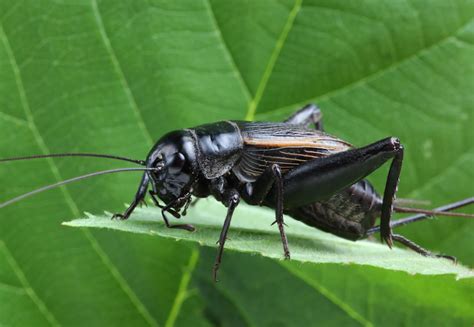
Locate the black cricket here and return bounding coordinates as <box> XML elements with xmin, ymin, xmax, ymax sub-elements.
<box><xmin>1</xmin><ymin>104</ymin><xmax>473</xmax><ymax>281</ymax></box>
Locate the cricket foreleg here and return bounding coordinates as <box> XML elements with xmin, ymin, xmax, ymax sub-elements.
<box><xmin>149</xmin><ymin>191</ymin><xmax>195</xmax><ymax>232</ymax></box>
<box><xmin>112</xmin><ymin>172</ymin><xmax>149</xmax><ymax>220</ymax></box>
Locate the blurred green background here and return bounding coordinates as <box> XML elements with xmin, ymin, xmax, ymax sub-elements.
<box><xmin>0</xmin><ymin>0</ymin><xmax>473</xmax><ymax>326</ymax></box>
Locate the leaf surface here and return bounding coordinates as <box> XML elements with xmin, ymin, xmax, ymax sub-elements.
<box><xmin>64</xmin><ymin>200</ymin><xmax>474</xmax><ymax>279</ymax></box>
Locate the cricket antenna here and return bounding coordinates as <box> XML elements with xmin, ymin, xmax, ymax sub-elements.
<box><xmin>367</xmin><ymin>197</ymin><xmax>474</xmax><ymax>235</ymax></box>
<box><xmin>393</xmin><ymin>204</ymin><xmax>474</xmax><ymax>218</ymax></box>
<box><xmin>0</xmin><ymin>153</ymin><xmax>146</xmax><ymax>165</ymax></box>
<box><xmin>0</xmin><ymin>167</ymin><xmax>159</xmax><ymax>209</ymax></box>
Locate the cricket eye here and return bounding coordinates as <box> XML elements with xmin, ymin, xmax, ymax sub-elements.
<box><xmin>168</xmin><ymin>152</ymin><xmax>185</xmax><ymax>174</ymax></box>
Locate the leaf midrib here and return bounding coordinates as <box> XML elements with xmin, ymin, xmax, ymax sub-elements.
<box><xmin>245</xmin><ymin>0</ymin><xmax>302</xmax><ymax>121</ymax></box>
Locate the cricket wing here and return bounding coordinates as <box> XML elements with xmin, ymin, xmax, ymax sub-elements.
<box><xmin>233</xmin><ymin>122</ymin><xmax>352</xmax><ymax>182</ymax></box>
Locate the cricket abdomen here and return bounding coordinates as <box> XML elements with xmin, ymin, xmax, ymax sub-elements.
<box><xmin>285</xmin><ymin>180</ymin><xmax>382</xmax><ymax>241</ymax></box>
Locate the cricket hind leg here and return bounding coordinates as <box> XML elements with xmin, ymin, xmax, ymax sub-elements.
<box><xmin>379</xmin><ymin>140</ymin><xmax>404</xmax><ymax>247</ymax></box>
<box><xmin>368</xmin><ymin>197</ymin><xmax>472</xmax><ymax>262</ymax></box>
<box><xmin>276</xmin><ymin>137</ymin><xmax>404</xmax><ymax>247</ymax></box>
<box><xmin>392</xmin><ymin>234</ymin><xmax>457</xmax><ymax>262</ymax></box>
<box><xmin>284</xmin><ymin>104</ymin><xmax>324</xmax><ymax>131</ymax></box>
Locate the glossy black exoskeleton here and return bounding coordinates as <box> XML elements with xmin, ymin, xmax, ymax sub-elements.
<box><xmin>1</xmin><ymin>104</ymin><xmax>473</xmax><ymax>281</ymax></box>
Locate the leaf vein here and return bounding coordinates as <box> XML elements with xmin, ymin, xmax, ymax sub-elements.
<box><xmin>0</xmin><ymin>281</ymin><xmax>26</xmax><ymax>294</ymax></box>
<box><xmin>205</xmin><ymin>0</ymin><xmax>252</xmax><ymax>105</ymax></box>
<box><xmin>407</xmin><ymin>150</ymin><xmax>473</xmax><ymax>198</ymax></box>
<box><xmin>0</xmin><ymin>111</ymin><xmax>29</xmax><ymax>127</ymax></box>
<box><xmin>245</xmin><ymin>0</ymin><xmax>302</xmax><ymax>120</ymax></box>
<box><xmin>281</xmin><ymin>262</ymin><xmax>373</xmax><ymax>327</ymax></box>
<box><xmin>259</xmin><ymin>18</ymin><xmax>474</xmax><ymax>118</ymax></box>
<box><xmin>0</xmin><ymin>23</ymin><xmax>61</xmax><ymax>327</ymax></box>
<box><xmin>200</xmin><ymin>279</ymin><xmax>255</xmax><ymax>327</ymax></box>
<box><xmin>165</xmin><ymin>249</ymin><xmax>200</xmax><ymax>327</ymax></box>
<box><xmin>405</xmin><ymin>0</ymin><xmax>427</xmax><ymax>48</ymax></box>
<box><xmin>0</xmin><ymin>241</ymin><xmax>60</xmax><ymax>326</ymax></box>
<box><xmin>91</xmin><ymin>0</ymin><xmax>154</xmax><ymax>147</ymax></box>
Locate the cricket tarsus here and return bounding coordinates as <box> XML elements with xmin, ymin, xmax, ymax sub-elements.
<box><xmin>392</xmin><ymin>234</ymin><xmax>457</xmax><ymax>263</ymax></box>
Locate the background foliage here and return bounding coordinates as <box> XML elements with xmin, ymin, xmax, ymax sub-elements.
<box><xmin>0</xmin><ymin>0</ymin><xmax>473</xmax><ymax>326</ymax></box>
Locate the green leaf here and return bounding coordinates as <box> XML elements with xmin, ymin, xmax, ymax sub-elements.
<box><xmin>1</xmin><ymin>0</ymin><xmax>473</xmax><ymax>326</ymax></box>
<box><xmin>64</xmin><ymin>199</ymin><xmax>474</xmax><ymax>279</ymax></box>
<box><xmin>194</xmin><ymin>250</ymin><xmax>474</xmax><ymax>327</ymax></box>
